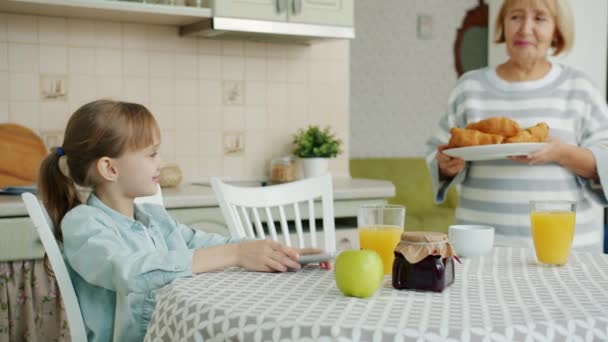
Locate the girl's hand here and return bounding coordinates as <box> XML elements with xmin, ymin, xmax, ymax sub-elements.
<box><xmin>437</xmin><ymin>144</ymin><xmax>466</xmax><ymax>178</ymax></box>
<box><xmin>236</xmin><ymin>239</ymin><xmax>301</xmax><ymax>272</ymax></box>
<box><xmin>508</xmin><ymin>137</ymin><xmax>564</xmax><ymax>165</ymax></box>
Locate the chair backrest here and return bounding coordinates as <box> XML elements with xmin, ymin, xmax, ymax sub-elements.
<box><xmin>133</xmin><ymin>185</ymin><xmax>164</xmax><ymax>206</ymax></box>
<box><xmin>211</xmin><ymin>173</ymin><xmax>336</xmax><ymax>253</ymax></box>
<box><xmin>21</xmin><ymin>193</ymin><xmax>88</xmax><ymax>342</ymax></box>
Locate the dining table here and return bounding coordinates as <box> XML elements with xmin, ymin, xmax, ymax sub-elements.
<box><xmin>144</xmin><ymin>247</ymin><xmax>608</xmax><ymax>341</ymax></box>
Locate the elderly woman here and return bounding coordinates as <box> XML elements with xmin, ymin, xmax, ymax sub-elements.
<box><xmin>426</xmin><ymin>0</ymin><xmax>608</xmax><ymax>251</ymax></box>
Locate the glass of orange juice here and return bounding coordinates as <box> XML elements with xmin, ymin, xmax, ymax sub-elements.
<box><xmin>357</xmin><ymin>204</ymin><xmax>405</xmax><ymax>275</ymax></box>
<box><xmin>530</xmin><ymin>200</ymin><xmax>576</xmax><ymax>266</ymax></box>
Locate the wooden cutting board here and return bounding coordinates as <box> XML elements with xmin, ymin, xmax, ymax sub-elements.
<box><xmin>0</xmin><ymin>124</ymin><xmax>48</xmax><ymax>188</ymax></box>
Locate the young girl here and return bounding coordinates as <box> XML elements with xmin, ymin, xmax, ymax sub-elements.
<box><xmin>38</xmin><ymin>99</ymin><xmax>318</xmax><ymax>342</ymax></box>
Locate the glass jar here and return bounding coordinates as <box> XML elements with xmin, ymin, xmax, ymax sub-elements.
<box><xmin>392</xmin><ymin>231</ymin><xmax>456</xmax><ymax>292</ymax></box>
<box><xmin>270</xmin><ymin>156</ymin><xmax>296</xmax><ymax>184</ymax></box>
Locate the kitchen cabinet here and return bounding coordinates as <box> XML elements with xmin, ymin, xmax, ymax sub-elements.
<box><xmin>211</xmin><ymin>0</ymin><xmax>353</xmax><ymax>27</ymax></box>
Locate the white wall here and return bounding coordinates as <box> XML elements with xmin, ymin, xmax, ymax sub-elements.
<box><xmin>350</xmin><ymin>0</ymin><xmax>477</xmax><ymax>158</ymax></box>
<box><xmin>488</xmin><ymin>0</ymin><xmax>607</xmax><ymax>96</ymax></box>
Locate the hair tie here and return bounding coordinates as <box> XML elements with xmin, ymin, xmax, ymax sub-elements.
<box><xmin>56</xmin><ymin>147</ymin><xmax>65</xmax><ymax>157</ymax></box>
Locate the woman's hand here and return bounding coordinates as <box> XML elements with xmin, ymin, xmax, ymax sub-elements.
<box><xmin>437</xmin><ymin>144</ymin><xmax>466</xmax><ymax>178</ymax></box>
<box><xmin>236</xmin><ymin>239</ymin><xmax>301</xmax><ymax>272</ymax></box>
<box><xmin>508</xmin><ymin>137</ymin><xmax>564</xmax><ymax>165</ymax></box>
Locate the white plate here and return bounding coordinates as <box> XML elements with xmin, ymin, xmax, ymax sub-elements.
<box><xmin>443</xmin><ymin>143</ymin><xmax>547</xmax><ymax>161</ymax></box>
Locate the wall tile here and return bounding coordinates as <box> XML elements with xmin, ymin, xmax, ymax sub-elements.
<box><xmin>123</xmin><ymin>77</ymin><xmax>149</xmax><ymax>104</ymax></box>
<box><xmin>175</xmin><ymin>130</ymin><xmax>199</xmax><ymax>156</ymax></box>
<box><xmin>175</xmin><ymin>79</ymin><xmax>198</xmax><ymax>105</ymax></box>
<box><xmin>7</xmin><ymin>15</ymin><xmax>37</xmax><ymax>44</ymax></box>
<box><xmin>9</xmin><ymin>73</ymin><xmax>38</xmax><ymax>101</ymax></box>
<box><xmin>287</xmin><ymin>59</ymin><xmax>307</xmax><ymax>83</ymax></box>
<box><xmin>123</xmin><ymin>50</ymin><xmax>148</xmax><ymax>77</ymax></box>
<box><xmin>245</xmin><ymin>106</ymin><xmax>266</xmax><ymax>130</ymax></box>
<box><xmin>95</xmin><ymin>48</ymin><xmax>122</xmax><ymax>76</ymax></box>
<box><xmin>221</xmin><ymin>56</ymin><xmax>244</xmax><ymax>81</ymax></box>
<box><xmin>122</xmin><ymin>23</ymin><xmax>147</xmax><ymax>50</ymax></box>
<box><xmin>199</xmin><ymin>131</ymin><xmax>222</xmax><ymax>157</ymax></box>
<box><xmin>0</xmin><ymin>101</ymin><xmax>8</xmax><ymax>122</ymax></box>
<box><xmin>39</xmin><ymin>45</ymin><xmax>67</xmax><ymax>74</ymax></box>
<box><xmin>175</xmin><ymin>37</ymin><xmax>197</xmax><ymax>54</ymax></box>
<box><xmin>150</xmin><ymin>104</ymin><xmax>175</xmax><ymax>131</ymax></box>
<box><xmin>198</xmin><ymin>38</ymin><xmax>220</xmax><ymax>55</ymax></box>
<box><xmin>149</xmin><ymin>52</ymin><xmax>174</xmax><ymax>78</ymax></box>
<box><xmin>200</xmin><ymin>105</ymin><xmax>221</xmax><ymax>131</ymax></box>
<box><xmin>38</xmin><ymin>17</ymin><xmax>67</xmax><ymax>45</ymax></box>
<box><xmin>40</xmin><ymin>102</ymin><xmax>69</xmax><ymax>130</ymax></box>
<box><xmin>267</xmin><ymin>44</ymin><xmax>286</xmax><ymax>59</ymax></box>
<box><xmin>266</xmin><ymin>59</ymin><xmax>286</xmax><ymax>82</ymax></box>
<box><xmin>69</xmin><ymin>47</ymin><xmax>95</xmax><ymax>75</ymax></box>
<box><xmin>198</xmin><ymin>80</ymin><xmax>221</xmax><ymax>105</ymax></box>
<box><xmin>149</xmin><ymin>78</ymin><xmax>175</xmax><ymax>105</ymax></box>
<box><xmin>222</xmin><ymin>106</ymin><xmax>245</xmax><ymax>131</ymax></box>
<box><xmin>0</xmin><ymin>14</ymin><xmax>7</xmax><ymax>42</ymax></box>
<box><xmin>245</xmin><ymin>42</ymin><xmax>266</xmax><ymax>57</ymax></box>
<box><xmin>0</xmin><ymin>71</ymin><xmax>7</xmax><ymax>101</ymax></box>
<box><xmin>96</xmin><ymin>76</ymin><xmax>123</xmax><ymax>99</ymax></box>
<box><xmin>245</xmin><ymin>57</ymin><xmax>266</xmax><ymax>81</ymax></box>
<box><xmin>198</xmin><ymin>54</ymin><xmax>220</xmax><ymax>80</ymax></box>
<box><xmin>245</xmin><ymin>81</ymin><xmax>266</xmax><ymax>106</ymax></box>
<box><xmin>175</xmin><ymin>156</ymin><xmax>199</xmax><ymax>180</ymax></box>
<box><xmin>147</xmin><ymin>25</ymin><xmax>177</xmax><ymax>52</ymax></box>
<box><xmin>267</xmin><ymin>83</ymin><xmax>287</xmax><ymax>106</ymax></box>
<box><xmin>199</xmin><ymin>157</ymin><xmax>222</xmax><ymax>177</ymax></box>
<box><xmin>175</xmin><ymin>105</ymin><xmax>199</xmax><ymax>131</ymax></box>
<box><xmin>174</xmin><ymin>54</ymin><xmax>197</xmax><ymax>79</ymax></box>
<box><xmin>9</xmin><ymin>43</ymin><xmax>38</xmax><ymax>73</ymax></box>
<box><xmin>287</xmin><ymin>83</ymin><xmax>307</xmax><ymax>106</ymax></box>
<box><xmin>267</xmin><ymin>104</ymin><xmax>288</xmax><ymax>130</ymax></box>
<box><xmin>0</xmin><ymin>43</ymin><xmax>7</xmax><ymax>70</ymax></box>
<box><xmin>221</xmin><ymin>40</ymin><xmax>243</xmax><ymax>56</ymax></box>
<box><xmin>160</xmin><ymin>130</ymin><xmax>176</xmax><ymax>162</ymax></box>
<box><xmin>68</xmin><ymin>75</ymin><xmax>97</xmax><ymax>107</ymax></box>
<box><xmin>9</xmin><ymin>101</ymin><xmax>39</xmax><ymax>131</ymax></box>
<box><xmin>223</xmin><ymin>156</ymin><xmax>244</xmax><ymax>178</ymax></box>
<box><xmin>94</xmin><ymin>21</ymin><xmax>122</xmax><ymax>48</ymax></box>
<box><xmin>68</xmin><ymin>19</ymin><xmax>94</xmax><ymax>47</ymax></box>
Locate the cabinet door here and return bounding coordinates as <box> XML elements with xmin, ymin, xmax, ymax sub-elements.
<box><xmin>288</xmin><ymin>0</ymin><xmax>353</xmax><ymax>26</ymax></box>
<box><xmin>213</xmin><ymin>0</ymin><xmax>286</xmax><ymax>22</ymax></box>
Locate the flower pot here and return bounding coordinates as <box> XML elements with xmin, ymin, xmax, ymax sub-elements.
<box><xmin>301</xmin><ymin>158</ymin><xmax>329</xmax><ymax>178</ymax></box>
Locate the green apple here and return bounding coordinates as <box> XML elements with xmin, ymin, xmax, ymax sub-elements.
<box><xmin>334</xmin><ymin>250</ymin><xmax>384</xmax><ymax>298</ymax></box>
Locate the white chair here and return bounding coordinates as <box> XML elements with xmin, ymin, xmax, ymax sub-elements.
<box><xmin>211</xmin><ymin>173</ymin><xmax>336</xmax><ymax>253</ymax></box>
<box><xmin>21</xmin><ymin>192</ymin><xmax>88</xmax><ymax>342</ymax></box>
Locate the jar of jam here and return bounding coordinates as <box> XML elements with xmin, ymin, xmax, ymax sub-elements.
<box><xmin>270</xmin><ymin>156</ymin><xmax>296</xmax><ymax>184</ymax></box>
<box><xmin>392</xmin><ymin>231</ymin><xmax>458</xmax><ymax>292</ymax></box>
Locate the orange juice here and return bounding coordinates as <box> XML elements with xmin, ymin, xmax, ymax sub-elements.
<box><xmin>530</xmin><ymin>211</ymin><xmax>575</xmax><ymax>265</ymax></box>
<box><xmin>359</xmin><ymin>225</ymin><xmax>403</xmax><ymax>274</ymax></box>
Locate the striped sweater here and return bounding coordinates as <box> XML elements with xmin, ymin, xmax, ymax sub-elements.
<box><xmin>426</xmin><ymin>64</ymin><xmax>608</xmax><ymax>250</ymax></box>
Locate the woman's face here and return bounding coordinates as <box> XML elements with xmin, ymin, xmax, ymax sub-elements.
<box><xmin>502</xmin><ymin>0</ymin><xmax>556</xmax><ymax>64</ymax></box>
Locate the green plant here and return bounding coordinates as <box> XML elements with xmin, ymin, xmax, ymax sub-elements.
<box><xmin>292</xmin><ymin>125</ymin><xmax>342</xmax><ymax>158</ymax></box>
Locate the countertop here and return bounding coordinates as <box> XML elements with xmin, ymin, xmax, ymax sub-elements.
<box><xmin>0</xmin><ymin>177</ymin><xmax>395</xmax><ymax>217</ymax></box>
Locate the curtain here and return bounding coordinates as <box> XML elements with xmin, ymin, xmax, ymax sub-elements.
<box><xmin>0</xmin><ymin>260</ymin><xmax>70</xmax><ymax>342</ymax></box>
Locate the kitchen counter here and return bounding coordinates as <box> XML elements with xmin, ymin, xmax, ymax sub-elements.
<box><xmin>0</xmin><ymin>177</ymin><xmax>395</xmax><ymax>217</ymax></box>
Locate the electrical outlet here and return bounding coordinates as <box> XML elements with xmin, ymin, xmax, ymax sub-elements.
<box><xmin>222</xmin><ymin>80</ymin><xmax>244</xmax><ymax>105</ymax></box>
<box><xmin>417</xmin><ymin>13</ymin><xmax>434</xmax><ymax>40</ymax></box>
<box><xmin>223</xmin><ymin>131</ymin><xmax>245</xmax><ymax>156</ymax></box>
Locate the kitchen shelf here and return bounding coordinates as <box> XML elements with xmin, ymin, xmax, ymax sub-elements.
<box><xmin>0</xmin><ymin>0</ymin><xmax>212</xmax><ymax>26</ymax></box>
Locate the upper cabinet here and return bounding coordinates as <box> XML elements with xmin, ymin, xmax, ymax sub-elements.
<box><xmin>212</xmin><ymin>0</ymin><xmax>353</xmax><ymax>27</ymax></box>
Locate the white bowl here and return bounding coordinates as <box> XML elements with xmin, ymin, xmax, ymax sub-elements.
<box><xmin>448</xmin><ymin>225</ymin><xmax>495</xmax><ymax>258</ymax></box>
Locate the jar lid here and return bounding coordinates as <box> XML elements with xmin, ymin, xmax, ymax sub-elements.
<box><xmin>272</xmin><ymin>155</ymin><xmax>294</xmax><ymax>163</ymax></box>
<box><xmin>394</xmin><ymin>231</ymin><xmax>457</xmax><ymax>264</ymax></box>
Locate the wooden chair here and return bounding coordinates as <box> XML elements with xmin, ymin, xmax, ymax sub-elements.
<box><xmin>211</xmin><ymin>173</ymin><xmax>337</xmax><ymax>253</ymax></box>
<box><xmin>21</xmin><ymin>192</ymin><xmax>88</xmax><ymax>342</ymax></box>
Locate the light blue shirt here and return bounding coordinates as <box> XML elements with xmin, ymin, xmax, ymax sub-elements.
<box><xmin>61</xmin><ymin>193</ymin><xmax>240</xmax><ymax>342</ymax></box>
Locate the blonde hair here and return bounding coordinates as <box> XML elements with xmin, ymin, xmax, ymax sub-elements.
<box><xmin>38</xmin><ymin>100</ymin><xmax>160</xmax><ymax>271</ymax></box>
<box><xmin>493</xmin><ymin>0</ymin><xmax>574</xmax><ymax>56</ymax></box>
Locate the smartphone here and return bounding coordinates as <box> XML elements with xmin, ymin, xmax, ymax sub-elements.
<box><xmin>298</xmin><ymin>252</ymin><xmax>336</xmax><ymax>265</ymax></box>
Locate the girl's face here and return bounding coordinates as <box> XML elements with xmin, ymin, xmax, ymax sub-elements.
<box><xmin>503</xmin><ymin>0</ymin><xmax>556</xmax><ymax>64</ymax></box>
<box><xmin>114</xmin><ymin>138</ymin><xmax>162</xmax><ymax>199</ymax></box>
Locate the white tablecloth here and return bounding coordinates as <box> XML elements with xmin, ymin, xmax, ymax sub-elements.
<box><xmin>144</xmin><ymin>247</ymin><xmax>608</xmax><ymax>341</ymax></box>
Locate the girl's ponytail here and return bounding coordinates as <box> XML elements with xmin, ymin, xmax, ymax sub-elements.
<box><xmin>38</xmin><ymin>146</ymin><xmax>81</xmax><ymax>243</ymax></box>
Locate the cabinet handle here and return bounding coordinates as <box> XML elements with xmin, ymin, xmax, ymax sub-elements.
<box><xmin>293</xmin><ymin>0</ymin><xmax>302</xmax><ymax>14</ymax></box>
<box><xmin>277</xmin><ymin>0</ymin><xmax>287</xmax><ymax>13</ymax></box>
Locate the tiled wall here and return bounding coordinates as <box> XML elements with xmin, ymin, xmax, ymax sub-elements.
<box><xmin>0</xmin><ymin>13</ymin><xmax>350</xmax><ymax>181</ymax></box>
<box><xmin>350</xmin><ymin>0</ymin><xmax>477</xmax><ymax>158</ymax></box>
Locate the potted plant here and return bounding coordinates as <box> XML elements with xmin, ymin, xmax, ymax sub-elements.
<box><xmin>292</xmin><ymin>125</ymin><xmax>343</xmax><ymax>178</ymax></box>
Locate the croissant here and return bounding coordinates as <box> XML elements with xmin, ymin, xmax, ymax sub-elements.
<box><xmin>504</xmin><ymin>122</ymin><xmax>549</xmax><ymax>143</ymax></box>
<box><xmin>465</xmin><ymin>116</ymin><xmax>521</xmax><ymax>138</ymax></box>
<box><xmin>448</xmin><ymin>127</ymin><xmax>505</xmax><ymax>148</ymax></box>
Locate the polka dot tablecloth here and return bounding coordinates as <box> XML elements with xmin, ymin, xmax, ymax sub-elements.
<box><xmin>144</xmin><ymin>247</ymin><xmax>608</xmax><ymax>341</ymax></box>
